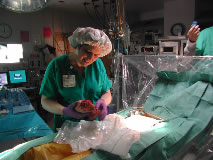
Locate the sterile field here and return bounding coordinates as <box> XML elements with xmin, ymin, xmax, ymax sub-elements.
<box><xmin>2</xmin><ymin>55</ymin><xmax>213</xmax><ymax>160</ymax></box>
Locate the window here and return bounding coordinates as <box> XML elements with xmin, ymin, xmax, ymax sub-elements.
<box><xmin>0</xmin><ymin>44</ymin><xmax>23</xmax><ymax>63</ymax></box>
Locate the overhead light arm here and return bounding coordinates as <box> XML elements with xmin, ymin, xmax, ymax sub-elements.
<box><xmin>103</xmin><ymin>0</ymin><xmax>110</xmax><ymax>23</ymax></box>
<box><xmin>91</xmin><ymin>0</ymin><xmax>106</xmax><ymax>28</ymax></box>
<box><xmin>83</xmin><ymin>2</ymin><xmax>102</xmax><ymax>28</ymax></box>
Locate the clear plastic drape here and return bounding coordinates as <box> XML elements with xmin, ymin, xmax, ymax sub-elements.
<box><xmin>111</xmin><ymin>55</ymin><xmax>213</xmax><ymax>159</ymax></box>
<box><xmin>111</xmin><ymin>55</ymin><xmax>213</xmax><ymax>111</ymax></box>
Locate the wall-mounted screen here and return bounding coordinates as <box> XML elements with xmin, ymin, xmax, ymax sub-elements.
<box><xmin>9</xmin><ymin>70</ymin><xmax>27</xmax><ymax>84</ymax></box>
<box><xmin>0</xmin><ymin>72</ymin><xmax>8</xmax><ymax>85</ymax></box>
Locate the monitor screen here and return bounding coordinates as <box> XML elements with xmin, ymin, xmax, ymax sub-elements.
<box><xmin>0</xmin><ymin>72</ymin><xmax>8</xmax><ymax>85</ymax></box>
<box><xmin>9</xmin><ymin>70</ymin><xmax>27</xmax><ymax>84</ymax></box>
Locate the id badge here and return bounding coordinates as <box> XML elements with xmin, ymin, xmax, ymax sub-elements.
<box><xmin>63</xmin><ymin>75</ymin><xmax>76</xmax><ymax>87</ymax></box>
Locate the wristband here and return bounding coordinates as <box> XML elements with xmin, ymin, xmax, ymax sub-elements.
<box><xmin>189</xmin><ymin>39</ymin><xmax>196</xmax><ymax>43</ymax></box>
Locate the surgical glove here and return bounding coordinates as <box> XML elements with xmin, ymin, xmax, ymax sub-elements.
<box><xmin>96</xmin><ymin>99</ymin><xmax>108</xmax><ymax>120</ymax></box>
<box><xmin>63</xmin><ymin>101</ymin><xmax>89</xmax><ymax>119</ymax></box>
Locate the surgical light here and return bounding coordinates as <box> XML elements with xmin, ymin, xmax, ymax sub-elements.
<box><xmin>0</xmin><ymin>0</ymin><xmax>49</xmax><ymax>13</ymax></box>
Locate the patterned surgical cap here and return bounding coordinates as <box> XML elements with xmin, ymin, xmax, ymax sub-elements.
<box><xmin>68</xmin><ymin>27</ymin><xmax>112</xmax><ymax>57</ymax></box>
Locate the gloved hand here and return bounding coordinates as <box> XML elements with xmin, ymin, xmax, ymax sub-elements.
<box><xmin>63</xmin><ymin>101</ymin><xmax>89</xmax><ymax>119</ymax></box>
<box><xmin>96</xmin><ymin>99</ymin><xmax>108</xmax><ymax>120</ymax></box>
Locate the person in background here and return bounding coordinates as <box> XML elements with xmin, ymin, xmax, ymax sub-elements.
<box><xmin>40</xmin><ymin>27</ymin><xmax>112</xmax><ymax>131</ymax></box>
<box><xmin>184</xmin><ymin>24</ymin><xmax>213</xmax><ymax>56</ymax></box>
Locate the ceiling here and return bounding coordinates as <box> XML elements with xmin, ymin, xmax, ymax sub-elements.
<box><xmin>47</xmin><ymin>0</ymin><xmax>87</xmax><ymax>12</ymax></box>
<box><xmin>45</xmin><ymin>0</ymin><xmax>164</xmax><ymax>27</ymax></box>
<box><xmin>46</xmin><ymin>0</ymin><xmax>164</xmax><ymax>14</ymax></box>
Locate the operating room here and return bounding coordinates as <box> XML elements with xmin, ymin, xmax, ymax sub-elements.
<box><xmin>1</xmin><ymin>0</ymin><xmax>213</xmax><ymax>160</ymax></box>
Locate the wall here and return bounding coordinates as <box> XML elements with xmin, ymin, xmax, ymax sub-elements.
<box><xmin>0</xmin><ymin>7</ymin><xmax>95</xmax><ymax>62</ymax></box>
<box><xmin>164</xmin><ymin>0</ymin><xmax>195</xmax><ymax>37</ymax></box>
<box><xmin>195</xmin><ymin>0</ymin><xmax>213</xmax><ymax>30</ymax></box>
<box><xmin>139</xmin><ymin>9</ymin><xmax>164</xmax><ymax>21</ymax></box>
<box><xmin>130</xmin><ymin>0</ymin><xmax>195</xmax><ymax>37</ymax></box>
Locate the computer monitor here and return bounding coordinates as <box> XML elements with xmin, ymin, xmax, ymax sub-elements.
<box><xmin>9</xmin><ymin>70</ymin><xmax>27</xmax><ymax>84</ymax></box>
<box><xmin>0</xmin><ymin>72</ymin><xmax>8</xmax><ymax>86</ymax></box>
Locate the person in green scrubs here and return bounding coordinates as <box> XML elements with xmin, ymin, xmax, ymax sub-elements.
<box><xmin>184</xmin><ymin>25</ymin><xmax>213</xmax><ymax>56</ymax></box>
<box><xmin>40</xmin><ymin>27</ymin><xmax>112</xmax><ymax>131</ymax></box>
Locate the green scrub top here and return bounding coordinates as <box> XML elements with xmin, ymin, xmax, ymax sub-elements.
<box><xmin>40</xmin><ymin>54</ymin><xmax>112</xmax><ymax>130</ymax></box>
<box><xmin>196</xmin><ymin>26</ymin><xmax>213</xmax><ymax>56</ymax></box>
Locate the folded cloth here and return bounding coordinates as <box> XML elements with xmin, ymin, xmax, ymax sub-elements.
<box><xmin>18</xmin><ymin>142</ymin><xmax>91</xmax><ymax>160</ymax></box>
